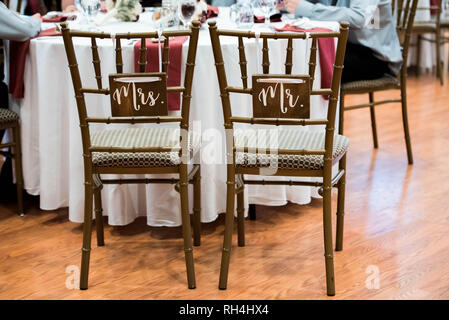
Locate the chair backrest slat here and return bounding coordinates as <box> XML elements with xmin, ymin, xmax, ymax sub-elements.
<box><xmin>162</xmin><ymin>37</ymin><xmax>170</xmax><ymax>73</ymax></box>
<box><xmin>139</xmin><ymin>38</ymin><xmax>147</xmax><ymax>72</ymax></box>
<box><xmin>285</xmin><ymin>38</ymin><xmax>293</xmax><ymax>75</ymax></box>
<box><xmin>308</xmin><ymin>38</ymin><xmax>318</xmax><ymax>90</ymax></box>
<box><xmin>90</xmin><ymin>37</ymin><xmax>102</xmax><ymax>89</ymax></box>
<box><xmin>115</xmin><ymin>38</ymin><xmax>123</xmax><ymax>73</ymax></box>
<box><xmin>262</xmin><ymin>38</ymin><xmax>270</xmax><ymax>74</ymax></box>
<box><xmin>238</xmin><ymin>36</ymin><xmax>248</xmax><ymax>88</ymax></box>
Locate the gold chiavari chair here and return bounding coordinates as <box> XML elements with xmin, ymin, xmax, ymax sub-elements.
<box><xmin>61</xmin><ymin>21</ymin><xmax>201</xmax><ymax>290</ymax></box>
<box><xmin>412</xmin><ymin>0</ymin><xmax>444</xmax><ymax>85</ymax></box>
<box><xmin>340</xmin><ymin>0</ymin><xmax>419</xmax><ymax>165</ymax></box>
<box><xmin>209</xmin><ymin>21</ymin><xmax>350</xmax><ymax>296</ymax></box>
<box><xmin>0</xmin><ymin>109</ymin><xmax>24</xmax><ymax>216</ymax></box>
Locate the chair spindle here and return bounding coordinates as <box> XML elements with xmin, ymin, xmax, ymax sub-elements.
<box><xmin>139</xmin><ymin>37</ymin><xmax>147</xmax><ymax>72</ymax></box>
<box><xmin>262</xmin><ymin>38</ymin><xmax>270</xmax><ymax>74</ymax></box>
<box><xmin>115</xmin><ymin>38</ymin><xmax>123</xmax><ymax>73</ymax></box>
<box><xmin>238</xmin><ymin>36</ymin><xmax>248</xmax><ymax>88</ymax></box>
<box><xmin>308</xmin><ymin>38</ymin><xmax>318</xmax><ymax>89</ymax></box>
<box><xmin>285</xmin><ymin>38</ymin><xmax>293</xmax><ymax>75</ymax></box>
<box><xmin>162</xmin><ymin>37</ymin><xmax>170</xmax><ymax>73</ymax></box>
<box><xmin>90</xmin><ymin>37</ymin><xmax>102</xmax><ymax>89</ymax></box>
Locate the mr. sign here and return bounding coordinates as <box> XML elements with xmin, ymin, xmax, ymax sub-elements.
<box><xmin>252</xmin><ymin>74</ymin><xmax>310</xmax><ymax>119</ymax></box>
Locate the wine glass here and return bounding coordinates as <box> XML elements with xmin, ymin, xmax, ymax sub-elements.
<box><xmin>258</xmin><ymin>0</ymin><xmax>276</xmax><ymax>24</ymax></box>
<box><xmin>80</xmin><ymin>0</ymin><xmax>100</xmax><ymax>27</ymax></box>
<box><xmin>178</xmin><ymin>0</ymin><xmax>197</xmax><ymax>29</ymax></box>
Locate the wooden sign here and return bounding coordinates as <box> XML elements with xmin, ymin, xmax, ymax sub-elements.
<box><xmin>252</xmin><ymin>74</ymin><xmax>310</xmax><ymax>119</ymax></box>
<box><xmin>109</xmin><ymin>73</ymin><xmax>168</xmax><ymax>117</ymax></box>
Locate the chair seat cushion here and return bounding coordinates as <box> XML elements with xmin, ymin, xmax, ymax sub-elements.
<box><xmin>0</xmin><ymin>108</ymin><xmax>19</xmax><ymax>126</ymax></box>
<box><xmin>91</xmin><ymin>127</ymin><xmax>199</xmax><ymax>168</ymax></box>
<box><xmin>235</xmin><ymin>129</ymin><xmax>349</xmax><ymax>170</ymax></box>
<box><xmin>341</xmin><ymin>76</ymin><xmax>400</xmax><ymax>94</ymax></box>
<box><xmin>412</xmin><ymin>22</ymin><xmax>437</xmax><ymax>32</ymax></box>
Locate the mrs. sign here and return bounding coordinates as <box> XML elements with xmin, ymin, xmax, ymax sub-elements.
<box><xmin>109</xmin><ymin>73</ymin><xmax>168</xmax><ymax>117</ymax></box>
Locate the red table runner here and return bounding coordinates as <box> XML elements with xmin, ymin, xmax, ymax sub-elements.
<box><xmin>430</xmin><ymin>0</ymin><xmax>439</xmax><ymax>15</ymax></box>
<box><xmin>133</xmin><ymin>36</ymin><xmax>188</xmax><ymax>111</ymax></box>
<box><xmin>275</xmin><ymin>25</ymin><xmax>336</xmax><ymax>94</ymax></box>
<box><xmin>9</xmin><ymin>27</ymin><xmax>61</xmax><ymax>99</ymax></box>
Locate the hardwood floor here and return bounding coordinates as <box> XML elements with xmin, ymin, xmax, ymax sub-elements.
<box><xmin>1</xmin><ymin>74</ymin><xmax>449</xmax><ymax>299</ymax></box>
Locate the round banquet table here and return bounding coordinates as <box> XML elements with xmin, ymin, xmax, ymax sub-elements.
<box><xmin>13</xmin><ymin>11</ymin><xmax>340</xmax><ymax>226</ymax></box>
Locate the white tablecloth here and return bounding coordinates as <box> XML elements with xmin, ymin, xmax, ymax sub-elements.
<box><xmin>14</xmin><ymin>12</ymin><xmax>339</xmax><ymax>226</ymax></box>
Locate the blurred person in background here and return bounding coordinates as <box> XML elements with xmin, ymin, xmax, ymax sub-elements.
<box><xmin>279</xmin><ymin>0</ymin><xmax>403</xmax><ymax>83</ymax></box>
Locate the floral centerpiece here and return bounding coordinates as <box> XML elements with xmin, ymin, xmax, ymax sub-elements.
<box><xmin>97</xmin><ymin>0</ymin><xmax>142</xmax><ymax>24</ymax></box>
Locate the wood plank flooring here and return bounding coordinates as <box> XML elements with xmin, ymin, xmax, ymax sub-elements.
<box><xmin>0</xmin><ymin>74</ymin><xmax>448</xmax><ymax>299</ymax></box>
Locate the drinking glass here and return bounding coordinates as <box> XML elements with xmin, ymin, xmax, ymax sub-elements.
<box><xmin>257</xmin><ymin>0</ymin><xmax>276</xmax><ymax>24</ymax></box>
<box><xmin>230</xmin><ymin>0</ymin><xmax>254</xmax><ymax>28</ymax></box>
<box><xmin>162</xmin><ymin>0</ymin><xmax>178</xmax><ymax>28</ymax></box>
<box><xmin>178</xmin><ymin>0</ymin><xmax>197</xmax><ymax>28</ymax></box>
<box><xmin>81</xmin><ymin>0</ymin><xmax>100</xmax><ymax>26</ymax></box>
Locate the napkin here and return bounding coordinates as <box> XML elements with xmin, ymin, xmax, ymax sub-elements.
<box><xmin>290</xmin><ymin>17</ymin><xmax>315</xmax><ymax>30</ymax></box>
<box><xmin>430</xmin><ymin>0</ymin><xmax>438</xmax><ymax>15</ymax></box>
<box><xmin>207</xmin><ymin>6</ymin><xmax>219</xmax><ymax>19</ymax></box>
<box><xmin>254</xmin><ymin>13</ymin><xmax>282</xmax><ymax>23</ymax></box>
<box><xmin>42</xmin><ymin>15</ymin><xmax>77</xmax><ymax>23</ymax></box>
<box><xmin>9</xmin><ymin>28</ymin><xmax>61</xmax><ymax>99</ymax></box>
<box><xmin>199</xmin><ymin>6</ymin><xmax>219</xmax><ymax>24</ymax></box>
<box><xmin>134</xmin><ymin>36</ymin><xmax>188</xmax><ymax>111</ymax></box>
<box><xmin>275</xmin><ymin>25</ymin><xmax>336</xmax><ymax>96</ymax></box>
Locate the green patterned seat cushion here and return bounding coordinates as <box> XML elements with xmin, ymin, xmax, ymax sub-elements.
<box><xmin>235</xmin><ymin>129</ymin><xmax>349</xmax><ymax>170</ymax></box>
<box><xmin>341</xmin><ymin>76</ymin><xmax>400</xmax><ymax>94</ymax></box>
<box><xmin>0</xmin><ymin>109</ymin><xmax>19</xmax><ymax>125</ymax></box>
<box><xmin>91</xmin><ymin>127</ymin><xmax>199</xmax><ymax>168</ymax></box>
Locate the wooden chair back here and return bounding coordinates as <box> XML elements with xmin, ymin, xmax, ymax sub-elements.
<box><xmin>208</xmin><ymin>21</ymin><xmax>349</xmax><ymax>161</ymax></box>
<box><xmin>60</xmin><ymin>21</ymin><xmax>200</xmax><ymax>157</ymax></box>
<box><xmin>395</xmin><ymin>0</ymin><xmax>422</xmax><ymax>64</ymax></box>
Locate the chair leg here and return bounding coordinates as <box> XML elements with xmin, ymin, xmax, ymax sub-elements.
<box><xmin>323</xmin><ymin>173</ymin><xmax>335</xmax><ymax>296</ymax></box>
<box><xmin>335</xmin><ymin>154</ymin><xmax>347</xmax><ymax>252</ymax></box>
<box><xmin>179</xmin><ymin>164</ymin><xmax>196</xmax><ymax>289</ymax></box>
<box><xmin>80</xmin><ymin>178</ymin><xmax>94</xmax><ymax>290</ymax></box>
<box><xmin>12</xmin><ymin>125</ymin><xmax>24</xmax><ymax>216</ymax></box>
<box><xmin>248</xmin><ymin>204</ymin><xmax>256</xmax><ymax>220</ymax></box>
<box><xmin>339</xmin><ymin>92</ymin><xmax>345</xmax><ymax>135</ymax></box>
<box><xmin>193</xmin><ymin>166</ymin><xmax>201</xmax><ymax>247</ymax></box>
<box><xmin>93</xmin><ymin>186</ymin><xmax>104</xmax><ymax>247</ymax></box>
<box><xmin>369</xmin><ymin>92</ymin><xmax>379</xmax><ymax>149</ymax></box>
<box><xmin>400</xmin><ymin>78</ymin><xmax>414</xmax><ymax>165</ymax></box>
<box><xmin>416</xmin><ymin>35</ymin><xmax>422</xmax><ymax>76</ymax></box>
<box><xmin>436</xmin><ymin>29</ymin><xmax>444</xmax><ymax>86</ymax></box>
<box><xmin>237</xmin><ymin>188</ymin><xmax>245</xmax><ymax>247</ymax></box>
<box><xmin>219</xmin><ymin>164</ymin><xmax>236</xmax><ymax>290</ymax></box>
